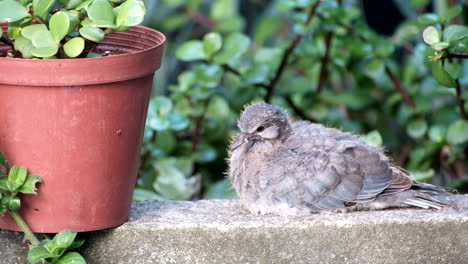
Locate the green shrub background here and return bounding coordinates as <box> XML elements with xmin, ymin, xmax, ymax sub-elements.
<box><xmin>134</xmin><ymin>0</ymin><xmax>468</xmax><ymax>201</ymax></box>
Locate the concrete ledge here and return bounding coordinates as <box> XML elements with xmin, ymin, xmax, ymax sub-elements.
<box><xmin>1</xmin><ymin>195</ymin><xmax>468</xmax><ymax>264</ymax></box>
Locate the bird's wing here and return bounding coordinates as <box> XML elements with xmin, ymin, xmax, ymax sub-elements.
<box><xmin>261</xmin><ymin>122</ymin><xmax>412</xmax><ymax>212</ymax></box>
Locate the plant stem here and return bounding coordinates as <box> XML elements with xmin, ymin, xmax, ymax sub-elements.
<box><xmin>316</xmin><ymin>31</ymin><xmax>334</xmax><ymax>93</ymax></box>
<box><xmin>385</xmin><ymin>66</ymin><xmax>415</xmax><ymax>108</ymax></box>
<box><xmin>455</xmin><ymin>79</ymin><xmax>468</xmax><ymax>120</ymax></box>
<box><xmin>447</xmin><ymin>52</ymin><xmax>468</xmax><ymax>59</ymax></box>
<box><xmin>8</xmin><ymin>211</ymin><xmax>39</xmax><ymax>247</ymax></box>
<box><xmin>263</xmin><ymin>0</ymin><xmax>321</xmax><ymax>102</ymax></box>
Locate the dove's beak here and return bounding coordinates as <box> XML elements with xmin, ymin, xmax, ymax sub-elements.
<box><xmin>230</xmin><ymin>133</ymin><xmax>248</xmax><ymax>152</ymax></box>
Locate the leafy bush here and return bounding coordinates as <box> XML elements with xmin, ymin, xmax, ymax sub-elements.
<box><xmin>135</xmin><ymin>0</ymin><xmax>468</xmax><ymax>201</ymax></box>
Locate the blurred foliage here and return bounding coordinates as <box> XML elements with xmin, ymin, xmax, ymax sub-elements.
<box><xmin>134</xmin><ymin>0</ymin><xmax>468</xmax><ymax>201</ymax></box>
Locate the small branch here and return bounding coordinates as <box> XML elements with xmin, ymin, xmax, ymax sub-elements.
<box><xmin>455</xmin><ymin>79</ymin><xmax>468</xmax><ymax>120</ymax></box>
<box><xmin>385</xmin><ymin>66</ymin><xmax>415</xmax><ymax>108</ymax></box>
<box><xmin>9</xmin><ymin>211</ymin><xmax>40</xmax><ymax>247</ymax></box>
<box><xmin>316</xmin><ymin>31</ymin><xmax>334</xmax><ymax>93</ymax></box>
<box><xmin>285</xmin><ymin>96</ymin><xmax>317</xmax><ymax>122</ymax></box>
<box><xmin>263</xmin><ymin>0</ymin><xmax>321</xmax><ymax>102</ymax></box>
<box><xmin>447</xmin><ymin>52</ymin><xmax>468</xmax><ymax>59</ymax></box>
<box><xmin>191</xmin><ymin>99</ymin><xmax>210</xmax><ymax>152</ymax></box>
<box><xmin>183</xmin><ymin>8</ymin><xmax>215</xmax><ymax>29</ymax></box>
<box><xmin>222</xmin><ymin>64</ymin><xmax>241</xmax><ymax>75</ymax></box>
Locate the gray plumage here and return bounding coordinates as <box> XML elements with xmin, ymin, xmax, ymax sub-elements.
<box><xmin>228</xmin><ymin>102</ymin><xmax>453</xmax><ymax>215</ymax></box>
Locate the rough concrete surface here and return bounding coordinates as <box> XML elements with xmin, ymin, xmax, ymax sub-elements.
<box><xmin>1</xmin><ymin>195</ymin><xmax>467</xmax><ymax>264</ymax></box>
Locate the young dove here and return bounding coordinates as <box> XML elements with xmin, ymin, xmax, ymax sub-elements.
<box><xmin>228</xmin><ymin>102</ymin><xmax>453</xmax><ymax>215</ymax></box>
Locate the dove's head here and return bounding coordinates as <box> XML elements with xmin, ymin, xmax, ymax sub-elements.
<box><xmin>230</xmin><ymin>102</ymin><xmax>291</xmax><ymax>151</ymax></box>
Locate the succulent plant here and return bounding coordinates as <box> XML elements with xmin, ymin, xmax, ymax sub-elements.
<box><xmin>0</xmin><ymin>0</ymin><xmax>146</xmax><ymax>58</ymax></box>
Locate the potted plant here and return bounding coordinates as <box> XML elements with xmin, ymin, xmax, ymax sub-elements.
<box><xmin>0</xmin><ymin>0</ymin><xmax>165</xmax><ymax>232</ymax></box>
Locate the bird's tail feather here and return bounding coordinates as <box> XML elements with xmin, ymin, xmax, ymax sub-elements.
<box><xmin>403</xmin><ymin>196</ymin><xmax>447</xmax><ymax>210</ymax></box>
<box><xmin>411</xmin><ymin>181</ymin><xmax>456</xmax><ymax>195</ymax></box>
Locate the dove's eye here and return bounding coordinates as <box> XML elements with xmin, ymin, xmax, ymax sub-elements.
<box><xmin>256</xmin><ymin>126</ymin><xmax>265</xmax><ymax>132</ymax></box>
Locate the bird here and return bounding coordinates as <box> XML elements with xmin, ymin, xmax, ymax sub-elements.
<box><xmin>227</xmin><ymin>102</ymin><xmax>454</xmax><ymax>215</ymax></box>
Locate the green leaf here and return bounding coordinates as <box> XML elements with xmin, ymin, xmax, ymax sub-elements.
<box><xmin>55</xmin><ymin>252</ymin><xmax>86</xmax><ymax>264</ymax></box>
<box><xmin>443</xmin><ymin>25</ymin><xmax>468</xmax><ymax>43</ymax></box>
<box><xmin>31</xmin><ymin>29</ymin><xmax>57</xmax><ymax>48</ymax></box>
<box><xmin>7</xmin><ymin>166</ymin><xmax>28</xmax><ymax>192</ymax></box>
<box><xmin>58</xmin><ymin>0</ymin><xmax>84</xmax><ymax>9</ymax></box>
<box><xmin>176</xmin><ymin>40</ymin><xmax>206</xmax><ymax>61</ymax></box>
<box><xmin>31</xmin><ymin>47</ymin><xmax>59</xmax><ymax>58</ymax></box>
<box><xmin>410</xmin><ymin>169</ymin><xmax>434</xmax><ymax>182</ymax></box>
<box><xmin>361</xmin><ymin>130</ymin><xmax>383</xmax><ymax>148</ymax></box>
<box><xmin>67</xmin><ymin>237</ymin><xmax>85</xmax><ymax>251</ymax></box>
<box><xmin>431</xmin><ymin>42</ymin><xmax>449</xmax><ymax>50</ymax></box>
<box><xmin>406</xmin><ymin>119</ymin><xmax>428</xmax><ymax>139</ymax></box>
<box><xmin>431</xmin><ymin>60</ymin><xmax>456</xmax><ymax>88</ymax></box>
<box><xmin>422</xmin><ymin>26</ymin><xmax>440</xmax><ymax>45</ymax></box>
<box><xmin>64</xmin><ymin>37</ymin><xmax>85</xmax><ymax>58</ymax></box>
<box><xmin>447</xmin><ymin>120</ymin><xmax>468</xmax><ymax>145</ymax></box>
<box><xmin>50</xmin><ymin>11</ymin><xmax>70</xmax><ymax>43</ymax></box>
<box><xmin>441</xmin><ymin>6</ymin><xmax>462</xmax><ymax>21</ymax></box>
<box><xmin>417</xmin><ymin>13</ymin><xmax>440</xmax><ymax>25</ymax></box>
<box><xmin>33</xmin><ymin>0</ymin><xmax>56</xmax><ymax>17</ymax></box>
<box><xmin>1</xmin><ymin>196</ymin><xmax>21</xmax><ymax>211</ymax></box>
<box><xmin>17</xmin><ymin>174</ymin><xmax>43</xmax><ymax>194</ymax></box>
<box><xmin>21</xmin><ymin>24</ymin><xmax>48</xmax><ymax>40</ymax></box>
<box><xmin>0</xmin><ymin>178</ymin><xmax>7</xmax><ymax>190</ymax></box>
<box><xmin>79</xmin><ymin>26</ymin><xmax>105</xmax><ymax>42</ymax></box>
<box><xmin>213</xmin><ymin>32</ymin><xmax>250</xmax><ymax>64</ymax></box>
<box><xmin>53</xmin><ymin>230</ymin><xmax>77</xmax><ymax>249</ymax></box>
<box><xmin>203</xmin><ymin>32</ymin><xmax>222</xmax><ymax>58</ymax></box>
<box><xmin>28</xmin><ymin>246</ymin><xmax>53</xmax><ymax>264</ymax></box>
<box><xmin>116</xmin><ymin>0</ymin><xmax>146</xmax><ymax>27</ymax></box>
<box><xmin>428</xmin><ymin>125</ymin><xmax>446</xmax><ymax>143</ymax></box>
<box><xmin>363</xmin><ymin>57</ymin><xmax>385</xmax><ymax>79</ymax></box>
<box><xmin>0</xmin><ymin>0</ymin><xmax>30</xmax><ymax>22</ymax></box>
<box><xmin>87</xmin><ymin>0</ymin><xmax>115</xmax><ymax>27</ymax></box>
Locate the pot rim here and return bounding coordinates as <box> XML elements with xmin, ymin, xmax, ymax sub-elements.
<box><xmin>0</xmin><ymin>26</ymin><xmax>166</xmax><ymax>86</ymax></box>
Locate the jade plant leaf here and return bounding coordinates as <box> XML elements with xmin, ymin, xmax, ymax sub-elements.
<box><xmin>213</xmin><ymin>32</ymin><xmax>251</xmax><ymax>64</ymax></box>
<box><xmin>6</xmin><ymin>166</ymin><xmax>27</xmax><ymax>192</ymax></box>
<box><xmin>33</xmin><ymin>0</ymin><xmax>57</xmax><ymax>17</ymax></box>
<box><xmin>87</xmin><ymin>0</ymin><xmax>115</xmax><ymax>27</ymax></box>
<box><xmin>443</xmin><ymin>25</ymin><xmax>468</xmax><ymax>43</ymax></box>
<box><xmin>418</xmin><ymin>13</ymin><xmax>440</xmax><ymax>25</ymax></box>
<box><xmin>406</xmin><ymin>119</ymin><xmax>428</xmax><ymax>139</ymax></box>
<box><xmin>116</xmin><ymin>0</ymin><xmax>146</xmax><ymax>28</ymax></box>
<box><xmin>176</xmin><ymin>40</ymin><xmax>206</xmax><ymax>61</ymax></box>
<box><xmin>59</xmin><ymin>0</ymin><xmax>85</xmax><ymax>9</ymax></box>
<box><xmin>31</xmin><ymin>47</ymin><xmax>59</xmax><ymax>58</ymax></box>
<box><xmin>431</xmin><ymin>60</ymin><xmax>456</xmax><ymax>88</ymax></box>
<box><xmin>17</xmin><ymin>174</ymin><xmax>43</xmax><ymax>194</ymax></box>
<box><xmin>363</xmin><ymin>57</ymin><xmax>385</xmax><ymax>79</ymax></box>
<box><xmin>422</xmin><ymin>26</ymin><xmax>440</xmax><ymax>45</ymax></box>
<box><xmin>50</xmin><ymin>11</ymin><xmax>71</xmax><ymax>43</ymax></box>
<box><xmin>56</xmin><ymin>252</ymin><xmax>86</xmax><ymax>264</ymax></box>
<box><xmin>63</xmin><ymin>37</ymin><xmax>85</xmax><ymax>57</ymax></box>
<box><xmin>441</xmin><ymin>6</ymin><xmax>462</xmax><ymax>22</ymax></box>
<box><xmin>79</xmin><ymin>26</ymin><xmax>105</xmax><ymax>42</ymax></box>
<box><xmin>203</xmin><ymin>32</ymin><xmax>222</xmax><ymax>58</ymax></box>
<box><xmin>0</xmin><ymin>0</ymin><xmax>30</xmax><ymax>22</ymax></box>
<box><xmin>21</xmin><ymin>24</ymin><xmax>48</xmax><ymax>40</ymax></box>
<box><xmin>447</xmin><ymin>120</ymin><xmax>468</xmax><ymax>145</ymax></box>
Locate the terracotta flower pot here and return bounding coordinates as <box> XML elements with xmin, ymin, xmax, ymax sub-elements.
<box><xmin>0</xmin><ymin>26</ymin><xmax>165</xmax><ymax>232</ymax></box>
